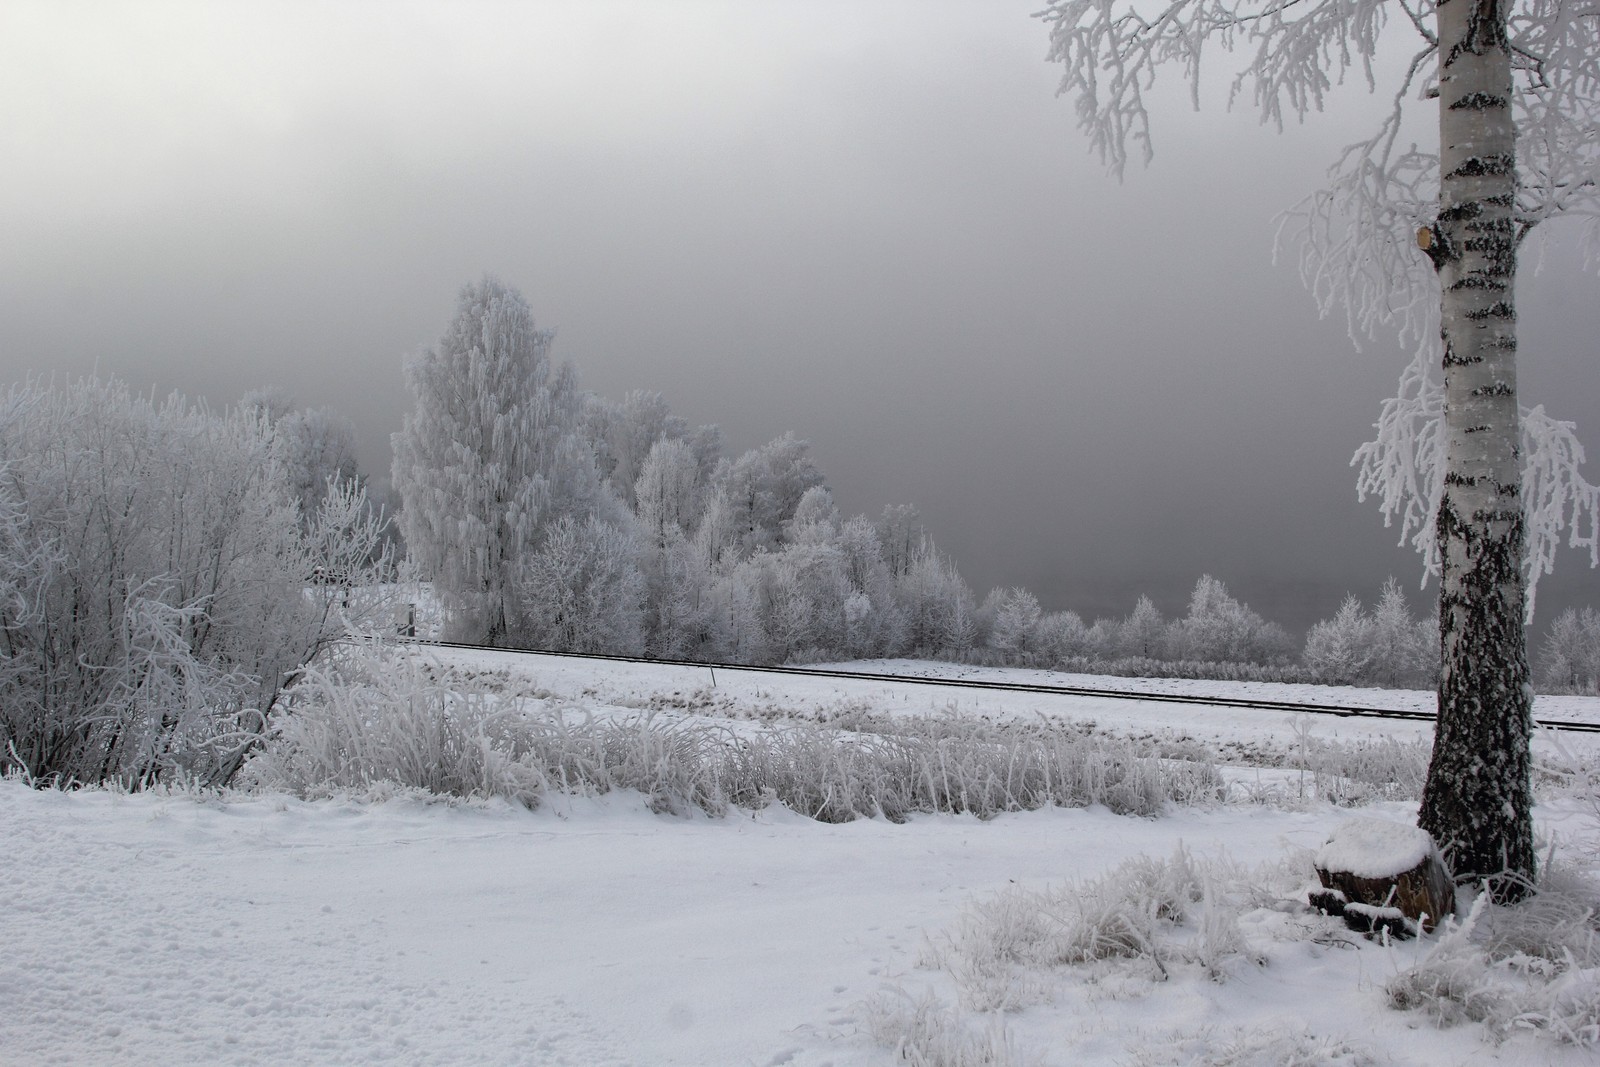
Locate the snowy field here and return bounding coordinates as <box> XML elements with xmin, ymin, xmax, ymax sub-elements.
<box><xmin>4</xmin><ymin>647</ymin><xmax>1599</xmax><ymax>1066</ymax></box>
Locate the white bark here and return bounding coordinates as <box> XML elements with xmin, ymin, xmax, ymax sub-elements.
<box><xmin>1418</xmin><ymin>0</ymin><xmax>1536</xmax><ymax>893</ymax></box>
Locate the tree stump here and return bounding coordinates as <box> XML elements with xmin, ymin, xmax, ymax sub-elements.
<box><xmin>1309</xmin><ymin>818</ymin><xmax>1455</xmax><ymax>937</ymax></box>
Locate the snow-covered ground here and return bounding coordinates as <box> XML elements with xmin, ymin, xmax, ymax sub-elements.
<box><xmin>427</xmin><ymin>646</ymin><xmax>1600</xmax><ymax>758</ymax></box>
<box><xmin>4</xmin><ymin>649</ymin><xmax>1597</xmax><ymax>1066</ymax></box>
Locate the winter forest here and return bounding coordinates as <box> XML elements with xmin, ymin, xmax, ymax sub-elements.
<box><xmin>6</xmin><ymin>0</ymin><xmax>1600</xmax><ymax>1064</ymax></box>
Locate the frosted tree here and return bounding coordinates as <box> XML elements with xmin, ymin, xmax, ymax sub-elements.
<box><xmin>392</xmin><ymin>278</ymin><xmax>615</xmax><ymax>645</ymax></box>
<box><xmin>516</xmin><ymin>514</ymin><xmax>645</xmax><ymax>655</ymax></box>
<box><xmin>837</xmin><ymin>514</ymin><xmax>906</xmax><ymax>657</ymax></box>
<box><xmin>1304</xmin><ymin>595</ymin><xmax>1378</xmax><ymax>683</ymax></box>
<box><xmin>1368</xmin><ymin>576</ymin><xmax>1436</xmax><ymax>685</ymax></box>
<box><xmin>876</xmin><ymin>504</ymin><xmax>928</xmax><ymax>580</ymax></box>
<box><xmin>1040</xmin><ymin>0</ymin><xmax>1599</xmax><ymax>895</ymax></box>
<box><xmin>1537</xmin><ymin>605</ymin><xmax>1600</xmax><ymax>690</ymax></box>
<box><xmin>269</xmin><ymin>404</ymin><xmax>362</xmax><ymax>524</ymax></box>
<box><xmin>989</xmin><ymin>587</ymin><xmax>1045</xmax><ymax>664</ymax></box>
<box><xmin>709</xmin><ymin>433</ymin><xmax>826</xmax><ymax>561</ymax></box>
<box><xmin>1118</xmin><ymin>594</ymin><xmax>1168</xmax><ymax>659</ymax></box>
<box><xmin>633</xmin><ymin>438</ymin><xmax>709</xmax><ymax>657</ymax></box>
<box><xmin>1304</xmin><ymin>580</ymin><xmax>1434</xmax><ymax>685</ymax></box>
<box><xmin>896</xmin><ymin>551</ymin><xmax>978</xmax><ymax>657</ymax></box>
<box><xmin>1167</xmin><ymin>575</ymin><xmax>1292</xmax><ymax>665</ymax></box>
<box><xmin>1037</xmin><ymin>610</ymin><xmax>1094</xmax><ymax>663</ymax></box>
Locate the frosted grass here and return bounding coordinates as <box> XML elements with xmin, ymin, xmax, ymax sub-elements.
<box><xmin>243</xmin><ymin>647</ymin><xmax>1222</xmax><ymax>820</ymax></box>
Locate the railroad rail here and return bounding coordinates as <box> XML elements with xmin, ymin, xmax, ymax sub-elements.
<box><xmin>407</xmin><ymin>638</ymin><xmax>1600</xmax><ymax>735</ymax></box>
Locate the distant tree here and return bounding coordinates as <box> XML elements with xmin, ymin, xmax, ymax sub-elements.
<box><xmin>897</xmin><ymin>552</ymin><xmax>978</xmax><ymax>658</ymax></box>
<box><xmin>516</xmin><ymin>514</ymin><xmax>645</xmax><ymax>655</ymax></box>
<box><xmin>1304</xmin><ymin>596</ymin><xmax>1377</xmax><ymax>685</ymax></box>
<box><xmin>634</xmin><ymin>438</ymin><xmax>702</xmax><ymax>549</ymax></box>
<box><xmin>876</xmin><ymin>504</ymin><xmax>927</xmax><ymax>580</ymax></box>
<box><xmin>1368</xmin><ymin>578</ymin><xmax>1436</xmax><ymax>687</ymax></box>
<box><xmin>1118</xmin><ymin>594</ymin><xmax>1167</xmax><ymax>660</ymax></box>
<box><xmin>1039</xmin><ymin>0</ymin><xmax>1600</xmax><ymax>896</ymax></box>
<box><xmin>1168</xmin><ymin>576</ymin><xmax>1292</xmax><ymax>665</ymax></box>
<box><xmin>989</xmin><ymin>587</ymin><xmax>1045</xmax><ymax>664</ymax></box>
<box><xmin>1086</xmin><ymin>617</ymin><xmax>1122</xmax><ymax>660</ymax></box>
<box><xmin>1537</xmin><ymin>606</ymin><xmax>1600</xmax><ymax>692</ymax></box>
<box><xmin>709</xmin><ymin>433</ymin><xmax>826</xmax><ymax>561</ymax></box>
<box><xmin>582</xmin><ymin>390</ymin><xmax>703</xmax><ymax>508</ymax></box>
<box><xmin>1304</xmin><ymin>579</ymin><xmax>1436</xmax><ymax>687</ymax></box>
<box><xmin>837</xmin><ymin>514</ymin><xmax>905</xmax><ymax>657</ymax></box>
<box><xmin>391</xmin><ymin>278</ymin><xmax>616</xmax><ymax>645</ymax></box>
<box><xmin>1036</xmin><ymin>610</ymin><xmax>1093</xmax><ymax>664</ymax></box>
<box><xmin>243</xmin><ymin>389</ymin><xmax>363</xmax><ymax>524</ymax></box>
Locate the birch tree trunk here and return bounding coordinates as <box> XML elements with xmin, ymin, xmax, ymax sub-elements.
<box><xmin>1417</xmin><ymin>0</ymin><xmax>1535</xmax><ymax>899</ymax></box>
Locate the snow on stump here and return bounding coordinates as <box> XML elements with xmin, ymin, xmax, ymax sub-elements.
<box><xmin>1309</xmin><ymin>818</ymin><xmax>1455</xmax><ymax>938</ymax></box>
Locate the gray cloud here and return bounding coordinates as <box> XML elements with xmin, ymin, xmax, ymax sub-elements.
<box><xmin>3</xmin><ymin>0</ymin><xmax>1597</xmax><ymax>635</ymax></box>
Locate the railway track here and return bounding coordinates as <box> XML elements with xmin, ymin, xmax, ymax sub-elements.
<box><xmin>408</xmin><ymin>638</ymin><xmax>1600</xmax><ymax>735</ymax></box>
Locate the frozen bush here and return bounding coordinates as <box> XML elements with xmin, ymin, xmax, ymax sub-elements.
<box><xmin>1388</xmin><ymin>865</ymin><xmax>1600</xmax><ymax>1046</ymax></box>
<box><xmin>516</xmin><ymin>514</ymin><xmax>646</xmax><ymax>655</ymax></box>
<box><xmin>926</xmin><ymin>847</ymin><xmax>1268</xmax><ymax>1013</ymax></box>
<box><xmin>0</xmin><ymin>379</ymin><xmax>391</xmax><ymax>787</ymax></box>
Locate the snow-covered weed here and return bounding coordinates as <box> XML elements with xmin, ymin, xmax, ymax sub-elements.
<box><xmin>246</xmin><ymin>647</ymin><xmax>1224</xmax><ymax>819</ymax></box>
<box><xmin>1125</xmin><ymin>1025</ymin><xmax>1379</xmax><ymax>1066</ymax></box>
<box><xmin>1387</xmin><ymin>862</ymin><xmax>1600</xmax><ymax>1045</ymax></box>
<box><xmin>1299</xmin><ymin>735</ymin><xmax>1430</xmax><ymax>805</ymax></box>
<box><xmin>861</xmin><ymin>990</ymin><xmax>1036</xmax><ymax>1067</ymax></box>
<box><xmin>1535</xmin><ymin>730</ymin><xmax>1600</xmax><ymax>818</ymax></box>
<box><xmin>926</xmin><ymin>848</ymin><xmax>1273</xmax><ymax>1012</ymax></box>
<box><xmin>241</xmin><ymin>652</ymin><xmax>552</xmax><ymax>806</ymax></box>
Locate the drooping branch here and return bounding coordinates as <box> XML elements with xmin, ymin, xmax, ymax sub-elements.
<box><xmin>1353</xmin><ymin>340</ymin><xmax>1600</xmax><ymax>616</ymax></box>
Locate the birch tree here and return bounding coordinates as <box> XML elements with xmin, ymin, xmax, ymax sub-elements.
<box><xmin>392</xmin><ymin>278</ymin><xmax>614</xmax><ymax>645</ymax></box>
<box><xmin>1039</xmin><ymin>0</ymin><xmax>1599</xmax><ymax>895</ymax></box>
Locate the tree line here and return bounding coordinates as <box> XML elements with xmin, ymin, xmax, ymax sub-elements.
<box><xmin>3</xmin><ymin>279</ymin><xmax>1597</xmax><ymax>788</ymax></box>
<box><xmin>392</xmin><ymin>277</ymin><xmax>1598</xmax><ymax>692</ymax></box>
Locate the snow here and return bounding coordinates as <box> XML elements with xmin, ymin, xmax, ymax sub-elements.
<box><xmin>1314</xmin><ymin>817</ymin><xmax>1434</xmax><ymax>878</ymax></box>
<box><xmin>4</xmin><ymin>651</ymin><xmax>1598</xmax><ymax>1065</ymax></box>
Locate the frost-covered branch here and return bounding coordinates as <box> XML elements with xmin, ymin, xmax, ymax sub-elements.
<box><xmin>1038</xmin><ymin>0</ymin><xmax>1422</xmax><ymax>175</ymax></box>
<box><xmin>1353</xmin><ymin>342</ymin><xmax>1600</xmax><ymax>617</ymax></box>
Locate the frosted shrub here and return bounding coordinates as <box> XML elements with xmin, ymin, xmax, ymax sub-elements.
<box><xmin>242</xmin><ymin>649</ymin><xmax>551</xmax><ymax>806</ymax></box>
<box><xmin>1050</xmin><ymin>655</ymin><xmax>1320</xmax><ymax>684</ymax></box>
<box><xmin>0</xmin><ymin>379</ymin><xmax>391</xmax><ymax>787</ymax></box>
<box><xmin>1388</xmin><ymin>866</ymin><xmax>1600</xmax><ymax>1046</ymax></box>
<box><xmin>1125</xmin><ymin>1027</ymin><xmax>1378</xmax><ymax>1067</ymax></box>
<box><xmin>925</xmin><ymin>848</ymin><xmax>1267</xmax><ymax>1013</ymax></box>
<box><xmin>516</xmin><ymin>513</ymin><xmax>646</xmax><ymax>656</ymax></box>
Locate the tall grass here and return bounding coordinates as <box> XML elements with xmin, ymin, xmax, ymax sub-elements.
<box><xmin>243</xmin><ymin>647</ymin><xmax>1222</xmax><ymax>819</ymax></box>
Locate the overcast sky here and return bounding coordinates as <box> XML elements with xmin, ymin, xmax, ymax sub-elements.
<box><xmin>3</xmin><ymin>0</ymin><xmax>1597</xmax><ymax>635</ymax></box>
